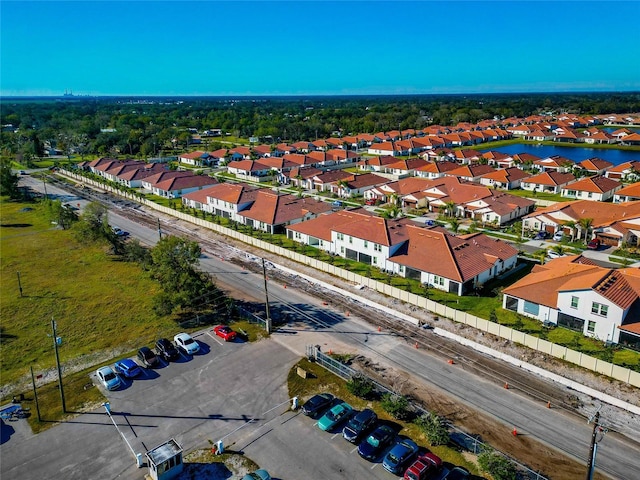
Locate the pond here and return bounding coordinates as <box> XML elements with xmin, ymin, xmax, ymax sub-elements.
<box><xmin>480</xmin><ymin>143</ymin><xmax>640</xmax><ymax>166</ymax></box>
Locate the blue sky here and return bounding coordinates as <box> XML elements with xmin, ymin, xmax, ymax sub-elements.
<box><xmin>2</xmin><ymin>1</ymin><xmax>639</xmax><ymax>96</ymax></box>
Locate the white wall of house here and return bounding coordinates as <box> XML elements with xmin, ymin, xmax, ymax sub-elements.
<box><xmin>557</xmin><ymin>291</ymin><xmax>623</xmax><ymax>343</ymax></box>
<box><xmin>502</xmin><ymin>296</ymin><xmax>557</xmax><ymax>323</ymax></box>
<box><xmin>332</xmin><ymin>232</ymin><xmax>392</xmax><ymax>269</ymax></box>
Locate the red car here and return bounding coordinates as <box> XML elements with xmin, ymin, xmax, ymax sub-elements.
<box><xmin>213</xmin><ymin>325</ymin><xmax>237</xmax><ymax>341</ymax></box>
<box><xmin>587</xmin><ymin>238</ymin><xmax>601</xmax><ymax>250</ymax></box>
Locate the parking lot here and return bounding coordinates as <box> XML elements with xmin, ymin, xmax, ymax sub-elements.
<box><xmin>3</xmin><ymin>328</ymin><xmax>465</xmax><ymax>480</ymax></box>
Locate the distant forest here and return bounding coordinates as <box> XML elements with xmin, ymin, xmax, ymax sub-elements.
<box><xmin>2</xmin><ymin>92</ymin><xmax>639</xmax><ymax>159</ymax></box>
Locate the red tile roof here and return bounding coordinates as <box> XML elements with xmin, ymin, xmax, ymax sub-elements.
<box><xmin>564</xmin><ymin>176</ymin><xmax>621</xmax><ymax>194</ymax></box>
<box><xmin>390</xmin><ymin>227</ymin><xmax>518</xmax><ymax>282</ymax></box>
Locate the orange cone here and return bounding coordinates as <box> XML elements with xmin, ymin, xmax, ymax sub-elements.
<box><xmin>512</xmin><ymin>427</ymin><xmax>518</xmax><ymax>436</ymax></box>
<box><xmin>547</xmin><ymin>401</ymin><xmax>551</xmax><ymax>409</ymax></box>
<box><xmin>415</xmin><ymin>342</ymin><xmax>419</xmax><ymax>349</ymax></box>
<box><xmin>283</xmin><ymin>284</ymin><xmax>287</xmax><ymax>288</ymax></box>
<box><xmin>448</xmin><ymin>359</ymin><xmax>455</xmax><ymax>365</ymax></box>
<box><xmin>346</xmin><ymin>311</ymin><xmax>350</xmax><ymax>317</ymax></box>
<box><xmin>328</xmin><ymin>349</ymin><xmax>333</xmax><ymax>355</ymax></box>
<box><xmin>378</xmin><ymin>326</ymin><xmax>381</xmax><ymax>332</ymax></box>
<box><xmin>504</xmin><ymin>382</ymin><xmax>509</xmax><ymax>389</ymax></box>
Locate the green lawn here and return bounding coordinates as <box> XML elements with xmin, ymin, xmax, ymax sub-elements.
<box><xmin>0</xmin><ymin>197</ymin><xmax>181</xmax><ymax>386</ymax></box>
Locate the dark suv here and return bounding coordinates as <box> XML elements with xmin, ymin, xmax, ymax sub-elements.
<box><xmin>156</xmin><ymin>338</ymin><xmax>179</xmax><ymax>362</ymax></box>
<box><xmin>137</xmin><ymin>346</ymin><xmax>160</xmax><ymax>368</ymax></box>
<box><xmin>342</xmin><ymin>408</ymin><xmax>378</xmax><ymax>443</ymax></box>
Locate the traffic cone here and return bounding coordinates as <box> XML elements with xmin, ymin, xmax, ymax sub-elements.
<box><xmin>547</xmin><ymin>401</ymin><xmax>551</xmax><ymax>409</ymax></box>
<box><xmin>415</xmin><ymin>342</ymin><xmax>419</xmax><ymax>349</ymax></box>
<box><xmin>512</xmin><ymin>427</ymin><xmax>518</xmax><ymax>436</ymax></box>
<box><xmin>346</xmin><ymin>311</ymin><xmax>350</xmax><ymax>317</ymax></box>
<box><xmin>378</xmin><ymin>326</ymin><xmax>381</xmax><ymax>332</ymax></box>
<box><xmin>504</xmin><ymin>382</ymin><xmax>509</xmax><ymax>389</ymax></box>
<box><xmin>328</xmin><ymin>349</ymin><xmax>333</xmax><ymax>355</ymax></box>
<box><xmin>283</xmin><ymin>284</ymin><xmax>287</xmax><ymax>288</ymax></box>
<box><xmin>447</xmin><ymin>359</ymin><xmax>455</xmax><ymax>365</ymax></box>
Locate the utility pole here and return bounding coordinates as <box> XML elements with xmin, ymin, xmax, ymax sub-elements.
<box><xmin>586</xmin><ymin>410</ymin><xmax>607</xmax><ymax>480</ymax></box>
<box><xmin>42</xmin><ymin>176</ymin><xmax>48</xmax><ymax>199</ymax></box>
<box><xmin>51</xmin><ymin>318</ymin><xmax>66</xmax><ymax>413</ymax></box>
<box><xmin>262</xmin><ymin>258</ymin><xmax>272</xmax><ymax>334</ymax></box>
<box><xmin>30</xmin><ymin>366</ymin><xmax>41</xmax><ymax>421</ymax></box>
<box><xmin>17</xmin><ymin>271</ymin><xmax>23</xmax><ymax>297</ymax></box>
<box><xmin>157</xmin><ymin>218</ymin><xmax>162</xmax><ymax>240</ymax></box>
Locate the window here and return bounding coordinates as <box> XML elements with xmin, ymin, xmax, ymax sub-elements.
<box><xmin>372</xmin><ymin>257</ymin><xmax>377</xmax><ymax>265</ymax></box>
<box><xmin>571</xmin><ymin>296</ymin><xmax>579</xmax><ymax>309</ymax></box>
<box><xmin>591</xmin><ymin>302</ymin><xmax>608</xmax><ymax>317</ymax></box>
<box><xmin>433</xmin><ymin>275</ymin><xmax>445</xmax><ymax>286</ymax></box>
<box><xmin>523</xmin><ymin>301</ymin><xmax>540</xmax><ymax>315</ymax></box>
<box><xmin>588</xmin><ymin>192</ymin><xmax>593</xmax><ymax>199</ymax></box>
<box><xmin>374</xmin><ymin>244</ymin><xmax>382</xmax><ymax>252</ymax></box>
<box><xmin>340</xmin><ymin>247</ymin><xmax>344</xmax><ymax>254</ymax></box>
<box><xmin>337</xmin><ymin>233</ymin><xmax>344</xmax><ymax>241</ymax></box>
<box><xmin>505</xmin><ymin>296</ymin><xmax>518</xmax><ymax>312</ymax></box>
<box><xmin>349</xmin><ymin>236</ymin><xmax>353</xmax><ymax>244</ymax></box>
<box><xmin>364</xmin><ymin>240</ymin><xmax>368</xmax><ymax>248</ymax></box>
<box><xmin>587</xmin><ymin>321</ymin><xmax>596</xmax><ymax>333</ymax></box>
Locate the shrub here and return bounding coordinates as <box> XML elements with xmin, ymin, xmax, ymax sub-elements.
<box><xmin>346</xmin><ymin>374</ymin><xmax>375</xmax><ymax>399</ymax></box>
<box><xmin>414</xmin><ymin>413</ymin><xmax>450</xmax><ymax>446</ymax></box>
<box><xmin>478</xmin><ymin>449</ymin><xmax>517</xmax><ymax>480</ymax></box>
<box><xmin>380</xmin><ymin>393</ymin><xmax>411</xmax><ymax>420</ymax></box>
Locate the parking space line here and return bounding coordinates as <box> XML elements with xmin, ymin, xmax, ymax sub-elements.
<box><xmin>350</xmin><ymin>446</ymin><xmax>358</xmax><ymax>454</ymax></box>
<box><xmin>331</xmin><ymin>433</ymin><xmax>340</xmax><ymax>440</ymax></box>
<box><xmin>370</xmin><ymin>464</ymin><xmax>378</xmax><ymax>470</ymax></box>
<box><xmin>206</xmin><ymin>331</ymin><xmax>224</xmax><ymax>346</ymax></box>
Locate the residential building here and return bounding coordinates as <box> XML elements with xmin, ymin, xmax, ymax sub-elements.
<box><xmin>502</xmin><ymin>255</ymin><xmax>640</xmax><ymax>346</ymax></box>
<box><xmin>560</xmin><ymin>176</ymin><xmax>622</xmax><ymax>202</ymax></box>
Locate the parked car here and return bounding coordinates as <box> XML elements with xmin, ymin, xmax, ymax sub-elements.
<box><xmin>137</xmin><ymin>346</ymin><xmax>160</xmax><ymax>368</ymax></box>
<box><xmin>112</xmin><ymin>226</ymin><xmax>129</xmax><ymax>237</ymax></box>
<box><xmin>357</xmin><ymin>424</ymin><xmax>396</xmax><ymax>461</ymax></box>
<box><xmin>213</xmin><ymin>325</ymin><xmax>237</xmax><ymax>342</ymax></box>
<box><xmin>587</xmin><ymin>238</ymin><xmax>602</xmax><ymax>250</ymax></box>
<box><xmin>96</xmin><ymin>366</ymin><xmax>121</xmax><ymax>391</ymax></box>
<box><xmin>174</xmin><ymin>332</ymin><xmax>200</xmax><ymax>355</ymax></box>
<box><xmin>114</xmin><ymin>358</ymin><xmax>142</xmax><ymax>379</ymax></box>
<box><xmin>533</xmin><ymin>231</ymin><xmax>550</xmax><ymax>240</ymax></box>
<box><xmin>301</xmin><ymin>393</ymin><xmax>334</xmax><ymax>418</ymax></box>
<box><xmin>19</xmin><ymin>170</ymin><xmax>27</xmax><ymax>175</ymax></box>
<box><xmin>552</xmin><ymin>231</ymin><xmax>564</xmax><ymax>242</ymax></box>
<box><xmin>442</xmin><ymin>466</ymin><xmax>470</xmax><ymax>480</ymax></box>
<box><xmin>332</xmin><ymin>200</ymin><xmax>343</xmax><ymax>208</ymax></box>
<box><xmin>365</xmin><ymin>198</ymin><xmax>377</xmax><ymax>206</ymax></box>
<box><xmin>404</xmin><ymin>453</ymin><xmax>442</xmax><ymax>480</ymax></box>
<box><xmin>383</xmin><ymin>437</ymin><xmax>420</xmax><ymax>475</ymax></box>
<box><xmin>546</xmin><ymin>249</ymin><xmax>565</xmax><ymax>260</ymax></box>
<box><xmin>156</xmin><ymin>337</ymin><xmax>180</xmax><ymax>361</ymax></box>
<box><xmin>342</xmin><ymin>408</ymin><xmax>378</xmax><ymax>443</ymax></box>
<box><xmin>242</xmin><ymin>470</ymin><xmax>271</xmax><ymax>480</ymax></box>
<box><xmin>317</xmin><ymin>401</ymin><xmax>353</xmax><ymax>431</ymax></box>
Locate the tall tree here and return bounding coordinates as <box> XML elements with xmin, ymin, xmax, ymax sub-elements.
<box><xmin>0</xmin><ymin>159</ymin><xmax>20</xmax><ymax>199</ymax></box>
<box><xmin>149</xmin><ymin>236</ymin><xmax>212</xmax><ymax>314</ymax></box>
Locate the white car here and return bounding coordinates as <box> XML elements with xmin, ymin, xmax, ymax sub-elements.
<box><xmin>547</xmin><ymin>250</ymin><xmax>565</xmax><ymax>260</ymax></box>
<box><xmin>552</xmin><ymin>231</ymin><xmax>564</xmax><ymax>242</ymax></box>
<box><xmin>174</xmin><ymin>332</ymin><xmax>200</xmax><ymax>355</ymax></box>
<box><xmin>96</xmin><ymin>366</ymin><xmax>122</xmax><ymax>391</ymax></box>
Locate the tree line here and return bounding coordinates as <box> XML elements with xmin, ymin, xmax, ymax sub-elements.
<box><xmin>2</xmin><ymin>92</ymin><xmax>639</xmax><ymax>161</ymax></box>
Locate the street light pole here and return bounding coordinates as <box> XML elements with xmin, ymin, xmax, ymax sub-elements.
<box><xmin>262</xmin><ymin>258</ymin><xmax>272</xmax><ymax>334</ymax></box>
<box><xmin>51</xmin><ymin>318</ymin><xmax>66</xmax><ymax>413</ymax></box>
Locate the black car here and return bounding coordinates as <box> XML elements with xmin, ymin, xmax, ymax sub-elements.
<box><xmin>156</xmin><ymin>338</ymin><xmax>180</xmax><ymax>361</ymax></box>
<box><xmin>357</xmin><ymin>424</ymin><xmax>396</xmax><ymax>461</ymax></box>
<box><xmin>301</xmin><ymin>393</ymin><xmax>334</xmax><ymax>418</ymax></box>
<box><xmin>443</xmin><ymin>467</ymin><xmax>470</xmax><ymax>480</ymax></box>
<box><xmin>342</xmin><ymin>408</ymin><xmax>378</xmax><ymax>443</ymax></box>
<box><xmin>137</xmin><ymin>346</ymin><xmax>160</xmax><ymax>368</ymax></box>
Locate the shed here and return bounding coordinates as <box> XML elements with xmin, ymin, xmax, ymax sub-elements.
<box><xmin>145</xmin><ymin>438</ymin><xmax>183</xmax><ymax>480</ymax></box>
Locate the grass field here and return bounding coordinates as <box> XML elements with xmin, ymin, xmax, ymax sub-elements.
<box><xmin>0</xmin><ymin>197</ymin><xmax>181</xmax><ymax>387</ymax></box>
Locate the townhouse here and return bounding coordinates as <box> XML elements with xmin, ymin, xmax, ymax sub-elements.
<box><xmin>521</xmin><ymin>171</ymin><xmax>576</xmax><ymax>194</ymax></box>
<box><xmin>478</xmin><ymin>167</ymin><xmax>531</xmax><ymax>190</ymax></box>
<box><xmin>502</xmin><ymin>255</ymin><xmax>640</xmax><ymax>347</ymax></box>
<box><xmin>613</xmin><ymin>182</ymin><xmax>640</xmax><ymax>203</ymax></box>
<box><xmin>522</xmin><ymin>199</ymin><xmax>640</xmax><ymax>245</ymax></box>
<box><xmin>560</xmin><ymin>176</ymin><xmax>622</xmax><ymax>202</ymax></box>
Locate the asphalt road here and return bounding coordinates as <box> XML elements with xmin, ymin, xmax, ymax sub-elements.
<box><xmin>7</xmin><ymin>175</ymin><xmax>640</xmax><ymax>479</ymax></box>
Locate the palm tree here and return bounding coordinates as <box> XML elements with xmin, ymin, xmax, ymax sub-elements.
<box><xmin>444</xmin><ymin>201</ymin><xmax>457</xmax><ymax>218</ymax></box>
<box><xmin>449</xmin><ymin>217</ymin><xmax>460</xmax><ymax>234</ymax></box>
<box><xmin>578</xmin><ymin>217</ymin><xmax>594</xmax><ymax>243</ymax></box>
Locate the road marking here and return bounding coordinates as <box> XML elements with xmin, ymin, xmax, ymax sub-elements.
<box><xmin>350</xmin><ymin>446</ymin><xmax>358</xmax><ymax>454</ymax></box>
<box><xmin>331</xmin><ymin>432</ymin><xmax>340</xmax><ymax>439</ymax></box>
<box><xmin>370</xmin><ymin>463</ymin><xmax>378</xmax><ymax>470</ymax></box>
<box><xmin>206</xmin><ymin>331</ymin><xmax>224</xmax><ymax>345</ymax></box>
